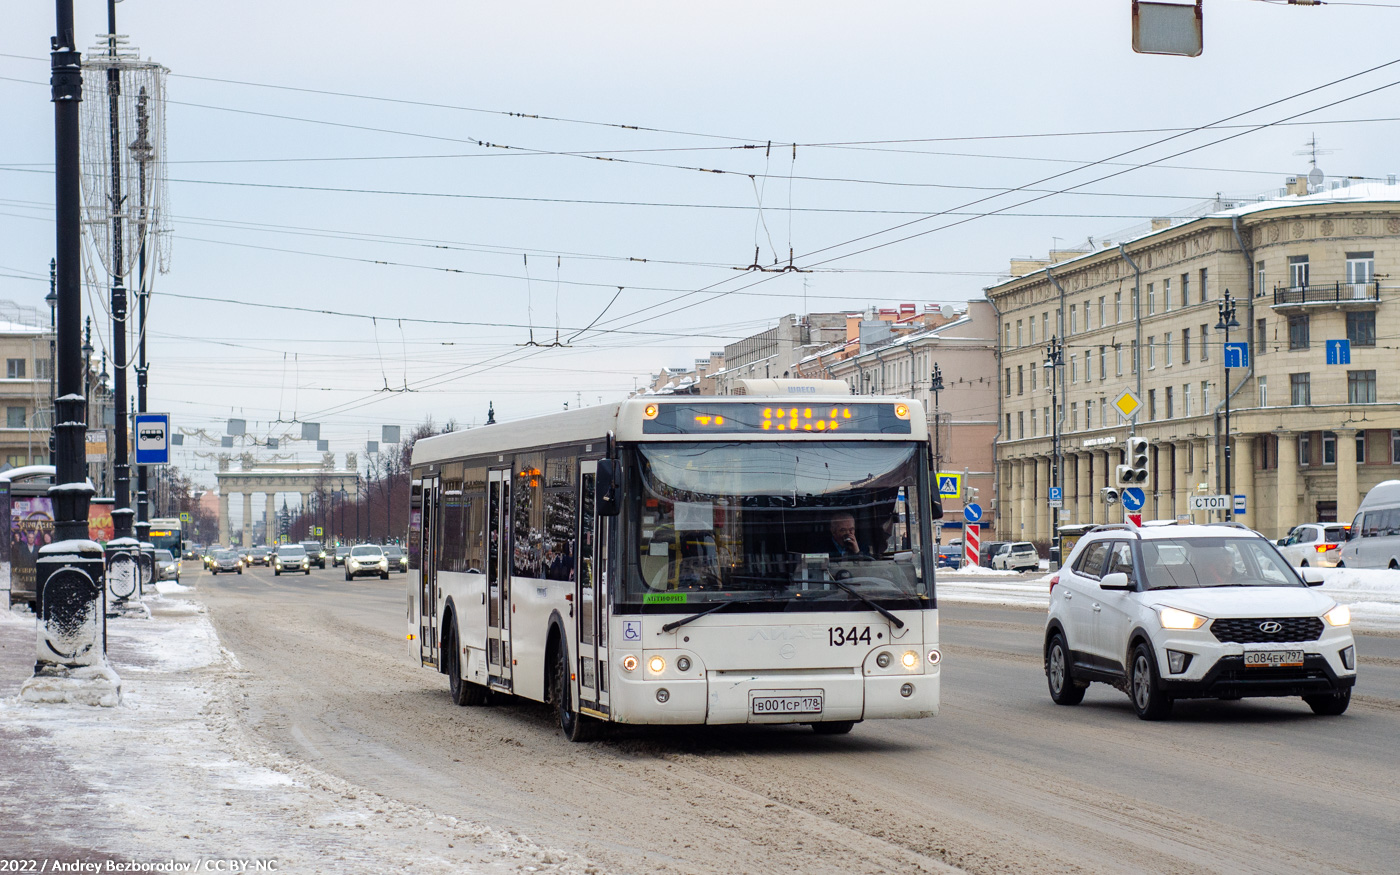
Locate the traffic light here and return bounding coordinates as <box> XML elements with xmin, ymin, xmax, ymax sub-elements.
<box><xmin>1116</xmin><ymin>437</ymin><xmax>1150</xmax><ymax>486</ymax></box>
<box><xmin>965</xmin><ymin>486</ymin><xmax>979</xmax><ymax>503</ymax></box>
<box><xmin>1101</xmin><ymin>487</ymin><xmax>1120</xmax><ymax>506</ymax></box>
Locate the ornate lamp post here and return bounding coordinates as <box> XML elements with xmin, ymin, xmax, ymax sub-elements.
<box><xmin>1044</xmin><ymin>335</ymin><xmax>1065</xmax><ymax>567</ymax></box>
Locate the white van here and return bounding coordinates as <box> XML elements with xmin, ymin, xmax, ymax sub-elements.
<box><xmin>1337</xmin><ymin>480</ymin><xmax>1400</xmax><ymax>569</ymax></box>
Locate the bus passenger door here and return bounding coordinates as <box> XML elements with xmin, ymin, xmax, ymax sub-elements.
<box><xmin>487</xmin><ymin>469</ymin><xmax>513</xmax><ymax>691</ymax></box>
<box><xmin>418</xmin><ymin>476</ymin><xmax>440</xmax><ymax>666</ymax></box>
<box><xmin>577</xmin><ymin>462</ymin><xmax>610</xmax><ymax>713</ymax></box>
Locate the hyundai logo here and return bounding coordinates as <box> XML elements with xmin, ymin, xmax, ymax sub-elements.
<box><xmin>1259</xmin><ymin>621</ymin><xmax>1283</xmax><ymax>634</ymax></box>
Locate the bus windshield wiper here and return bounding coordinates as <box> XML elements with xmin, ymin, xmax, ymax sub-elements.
<box><xmin>828</xmin><ymin>578</ymin><xmax>905</xmax><ymax>629</ymax></box>
<box><xmin>660</xmin><ymin>595</ymin><xmax>775</xmax><ymax>633</ymax></box>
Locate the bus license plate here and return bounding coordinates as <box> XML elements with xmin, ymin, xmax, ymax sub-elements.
<box><xmin>751</xmin><ymin>691</ymin><xmax>823</xmax><ymax>715</ymax></box>
<box><xmin>1244</xmin><ymin>649</ymin><xmax>1304</xmax><ymax>668</ymax></box>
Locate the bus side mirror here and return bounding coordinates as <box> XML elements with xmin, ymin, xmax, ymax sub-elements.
<box><xmin>930</xmin><ymin>498</ymin><xmax>943</xmax><ymax>520</ymax></box>
<box><xmin>596</xmin><ymin>459</ymin><xmax>620</xmax><ymax>517</ymax></box>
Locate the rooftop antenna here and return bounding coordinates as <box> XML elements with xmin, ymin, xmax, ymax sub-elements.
<box><xmin>1295</xmin><ymin>134</ymin><xmax>1333</xmax><ymax>190</ymax></box>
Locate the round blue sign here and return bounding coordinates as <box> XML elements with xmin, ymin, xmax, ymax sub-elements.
<box><xmin>963</xmin><ymin>503</ymin><xmax>983</xmax><ymax>523</ymax></box>
<box><xmin>1122</xmin><ymin>487</ymin><xmax>1146</xmax><ymax>511</ymax></box>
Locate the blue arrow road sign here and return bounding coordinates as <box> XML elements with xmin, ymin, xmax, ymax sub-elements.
<box><xmin>133</xmin><ymin>413</ymin><xmax>171</xmax><ymax>465</ymax></box>
<box><xmin>963</xmin><ymin>503</ymin><xmax>983</xmax><ymax>523</ymax></box>
<box><xmin>1223</xmin><ymin>342</ymin><xmax>1250</xmax><ymax>369</ymax></box>
<box><xmin>1326</xmin><ymin>339</ymin><xmax>1351</xmax><ymax>365</ymax></box>
<box><xmin>1122</xmin><ymin>487</ymin><xmax>1146</xmax><ymax>511</ymax></box>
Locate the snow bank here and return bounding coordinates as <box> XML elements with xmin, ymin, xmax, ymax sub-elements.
<box><xmin>0</xmin><ymin>592</ymin><xmax>594</xmax><ymax>873</ymax></box>
<box><xmin>155</xmin><ymin>579</ymin><xmax>192</xmax><ymax>594</ymax></box>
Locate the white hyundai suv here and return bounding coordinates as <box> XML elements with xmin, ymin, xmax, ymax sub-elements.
<box><xmin>1044</xmin><ymin>523</ymin><xmax>1356</xmax><ymax>720</ymax></box>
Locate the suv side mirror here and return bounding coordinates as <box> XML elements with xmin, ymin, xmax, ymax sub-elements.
<box><xmin>1099</xmin><ymin>571</ymin><xmax>1132</xmax><ymax>591</ymax></box>
<box><xmin>1275</xmin><ymin>538</ymin><xmax>1288</xmax><ymax>546</ymax></box>
<box><xmin>596</xmin><ymin>459</ymin><xmax>620</xmax><ymax>517</ymax></box>
<box><xmin>1300</xmin><ymin>567</ymin><xmax>1326</xmax><ymax>586</ymax></box>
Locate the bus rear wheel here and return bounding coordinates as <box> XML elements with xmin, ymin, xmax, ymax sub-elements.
<box><xmin>811</xmin><ymin>721</ymin><xmax>856</xmax><ymax>735</ymax></box>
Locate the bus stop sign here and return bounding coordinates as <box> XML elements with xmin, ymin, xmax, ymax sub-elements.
<box><xmin>133</xmin><ymin>413</ymin><xmax>171</xmax><ymax>465</ymax></box>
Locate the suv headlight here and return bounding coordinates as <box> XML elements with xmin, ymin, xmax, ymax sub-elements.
<box><xmin>1324</xmin><ymin>604</ymin><xmax>1351</xmax><ymax>627</ymax></box>
<box><xmin>1157</xmin><ymin>607</ymin><xmax>1207</xmax><ymax>630</ymax></box>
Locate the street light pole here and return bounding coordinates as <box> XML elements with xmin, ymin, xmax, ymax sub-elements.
<box><xmin>1044</xmin><ymin>335</ymin><xmax>1065</xmax><ymax>567</ymax></box>
<box><xmin>1216</xmin><ymin>290</ymin><xmax>1241</xmax><ymax>522</ymax></box>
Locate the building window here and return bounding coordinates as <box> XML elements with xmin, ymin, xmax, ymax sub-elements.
<box><xmin>1256</xmin><ymin>260</ymin><xmax>1266</xmax><ymax>294</ymax></box>
<box><xmin>1201</xmin><ymin>324</ymin><xmax>1210</xmax><ymax>360</ymax></box>
<box><xmin>1070</xmin><ymin>402</ymin><xmax>1078</xmax><ymax>431</ymax></box>
<box><xmin>1069</xmin><ymin>305</ymin><xmax>1077</xmax><ymax>335</ymax></box>
<box><xmin>1099</xmin><ymin>346</ymin><xmax>1107</xmax><ymax>381</ymax></box>
<box><xmin>1165</xmin><ymin>386</ymin><xmax>1174</xmax><ymax>419</ymax></box>
<box><xmin>34</xmin><ymin>359</ymin><xmax>53</xmax><ymax>381</ymax></box>
<box><xmin>1202</xmin><ymin>380</ymin><xmax>1210</xmax><ymax>411</ymax></box>
<box><xmin>1116</xmin><ymin>345</ymin><xmax>1123</xmax><ymax>376</ymax></box>
<box><xmin>5</xmin><ymin>406</ymin><xmax>24</xmax><ymax>428</ymax></box>
<box><xmin>1148</xmin><ymin>389</ymin><xmax>1156</xmax><ymax>421</ymax></box>
<box><xmin>1018</xmin><ymin>410</ymin><xmax>1025</xmax><ymax>440</ymax></box>
<box><xmin>1042</xmin><ymin>312</ymin><xmax>1050</xmax><ymax>340</ymax></box>
<box><xmin>1291</xmin><ymin>372</ymin><xmax>1311</xmax><ymax>406</ymax></box>
<box><xmin>1147</xmin><ymin>283</ymin><xmax>1155</xmax><ymax>315</ymax></box>
<box><xmin>1183</xmin><ymin>384</ymin><xmax>1191</xmax><ymax>417</ymax></box>
<box><xmin>1005</xmin><ymin>368</ymin><xmax>1011</xmax><ymax>397</ymax></box>
<box><xmin>1086</xmin><ymin>399</ymin><xmax>1095</xmax><ymax>429</ymax></box>
<box><xmin>1181</xmin><ymin>272</ymin><xmax>1190</xmax><ymax>303</ymax></box>
<box><xmin>1259</xmin><ymin>375</ymin><xmax>1268</xmax><ymax>407</ymax></box>
<box><xmin>1044</xmin><ymin>407</ymin><xmax>1050</xmax><ymax>435</ymax></box>
<box><xmin>1098</xmin><ymin>296</ymin><xmax>1106</xmax><ymax>327</ymax></box>
<box><xmin>5</xmin><ymin>359</ymin><xmax>24</xmax><ymax>379</ymax></box>
<box><xmin>1346</xmin><ymin>251</ymin><xmax>1375</xmax><ymax>289</ymax></box>
<box><xmin>1358</xmin><ymin>431</ymin><xmax>1367</xmax><ymax>464</ymax></box>
<box><xmin>1299</xmin><ymin>434</ymin><xmax>1311</xmax><ymax>467</ymax></box>
<box><xmin>1165</xmin><ymin>331</ymin><xmax>1173</xmax><ymax>367</ymax></box>
<box><xmin>1323</xmin><ymin>432</ymin><xmax>1337</xmax><ymax>466</ymax></box>
<box><xmin>1348</xmin><ymin>370</ymin><xmax>1377</xmax><ymax>404</ymax></box>
<box><xmin>1028</xmin><ymin>318</ymin><xmax>1035</xmax><ymax>345</ymax></box>
<box><xmin>1255</xmin><ymin>318</ymin><xmax>1266</xmax><ymax>356</ymax></box>
<box><xmin>1164</xmin><ymin>277</ymin><xmax>1172</xmax><ymax>311</ymax></box>
<box><xmin>1392</xmin><ymin>430</ymin><xmax>1400</xmax><ymax>464</ymax></box>
<box><xmin>1347</xmin><ymin>311</ymin><xmax>1376</xmax><ymax>347</ymax></box>
<box><xmin>1031</xmin><ymin>366</ymin><xmax>1037</xmax><ymax>392</ymax></box>
<box><xmin>1017</xmin><ymin>365</ymin><xmax>1024</xmax><ymax>396</ymax></box>
<box><xmin>1070</xmin><ymin>355</ymin><xmax>1077</xmax><ymax>384</ymax></box>
<box><xmin>1288</xmin><ymin>314</ymin><xmax>1310</xmax><ymax>350</ymax></box>
<box><xmin>1289</xmin><ymin>255</ymin><xmax>1310</xmax><ymax>289</ymax></box>
<box><xmin>1114</xmin><ymin>291</ymin><xmax>1122</xmax><ymax>324</ymax></box>
<box><xmin>1131</xmin><ymin>340</ymin><xmax>1139</xmax><ymax>374</ymax></box>
<box><xmin>1182</xmin><ymin>327</ymin><xmax>1190</xmax><ymax>364</ymax></box>
<box><xmin>1016</xmin><ymin>320</ymin><xmax>1023</xmax><ymax>347</ymax></box>
<box><xmin>1100</xmin><ymin>397</ymin><xmax>1108</xmax><ymax>427</ymax></box>
<box><xmin>1147</xmin><ymin>336</ymin><xmax>1156</xmax><ymax>369</ymax></box>
<box><xmin>1084</xmin><ymin>300</ymin><xmax>1091</xmax><ymax>331</ymax></box>
<box><xmin>1006</xmin><ymin>413</ymin><xmax>1011</xmax><ymax>435</ymax></box>
<box><xmin>1005</xmin><ymin>323</ymin><xmax>1012</xmax><ymax>348</ymax></box>
<box><xmin>1199</xmin><ymin>267</ymin><xmax>1209</xmax><ymax>302</ymax></box>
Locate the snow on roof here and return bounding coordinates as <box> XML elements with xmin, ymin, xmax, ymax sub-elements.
<box><xmin>0</xmin><ymin>319</ymin><xmax>48</xmax><ymax>335</ymax></box>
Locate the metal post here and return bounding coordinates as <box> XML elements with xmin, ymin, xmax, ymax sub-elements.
<box><xmin>1216</xmin><ymin>290</ymin><xmax>1239</xmax><ymax>522</ymax></box>
<box><xmin>133</xmin><ymin>87</ymin><xmax>152</xmax><ymax>555</ymax></box>
<box><xmin>1045</xmin><ymin>336</ymin><xmax>1064</xmax><ymax>567</ymax></box>
<box><xmin>26</xmin><ymin>0</ymin><xmax>113</xmax><ymax>703</ymax></box>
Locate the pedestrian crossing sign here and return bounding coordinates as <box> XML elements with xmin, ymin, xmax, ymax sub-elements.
<box><xmin>937</xmin><ymin>473</ymin><xmax>962</xmax><ymax>498</ymax></box>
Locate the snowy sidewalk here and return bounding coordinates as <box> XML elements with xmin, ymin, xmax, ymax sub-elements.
<box><xmin>936</xmin><ymin>566</ymin><xmax>1400</xmax><ymax>632</ymax></box>
<box><xmin>0</xmin><ymin>589</ymin><xmax>596</xmax><ymax>874</ymax></box>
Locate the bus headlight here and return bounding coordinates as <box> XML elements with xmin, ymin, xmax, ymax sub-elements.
<box><xmin>901</xmin><ymin>651</ymin><xmax>919</xmax><ymax>669</ymax></box>
<box><xmin>622</xmin><ymin>655</ymin><xmax>638</xmax><ymax>672</ymax></box>
<box><xmin>648</xmin><ymin>655</ymin><xmax>666</xmax><ymax>674</ymax></box>
<box><xmin>875</xmin><ymin>651</ymin><xmax>892</xmax><ymax>668</ymax></box>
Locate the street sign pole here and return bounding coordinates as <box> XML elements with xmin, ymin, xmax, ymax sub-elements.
<box><xmin>1217</xmin><ymin>291</ymin><xmax>1241</xmax><ymax>522</ymax></box>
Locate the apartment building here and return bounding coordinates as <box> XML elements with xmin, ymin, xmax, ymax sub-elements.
<box><xmin>987</xmin><ymin>179</ymin><xmax>1400</xmax><ymax>540</ymax></box>
<box><xmin>0</xmin><ymin>303</ymin><xmax>55</xmax><ymax>470</ymax></box>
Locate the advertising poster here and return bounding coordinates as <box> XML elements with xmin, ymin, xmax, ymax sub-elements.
<box><xmin>10</xmin><ymin>496</ymin><xmax>55</xmax><ymax>599</ymax></box>
<box><xmin>89</xmin><ymin>502</ymin><xmax>114</xmax><ymax>543</ymax></box>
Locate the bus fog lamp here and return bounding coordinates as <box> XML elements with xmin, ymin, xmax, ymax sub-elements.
<box><xmin>900</xmin><ymin>683</ymin><xmax>914</xmax><ymax>697</ymax></box>
<box><xmin>676</xmin><ymin>656</ymin><xmax>692</xmax><ymax>672</ymax></box>
<box><xmin>656</xmin><ymin>688</ymin><xmax>670</xmax><ymax>703</ymax></box>
<box><xmin>622</xmin><ymin>655</ymin><xmax>638</xmax><ymax>672</ymax></box>
<box><xmin>875</xmin><ymin>651</ymin><xmax>892</xmax><ymax>668</ymax></box>
<box><xmin>648</xmin><ymin>655</ymin><xmax>666</xmax><ymax>674</ymax></box>
<box><xmin>901</xmin><ymin>650</ymin><xmax>919</xmax><ymax>669</ymax></box>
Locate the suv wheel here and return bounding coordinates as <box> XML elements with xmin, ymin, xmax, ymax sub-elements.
<box><xmin>1303</xmin><ymin>687</ymin><xmax>1351</xmax><ymax>716</ymax></box>
<box><xmin>1130</xmin><ymin>643</ymin><xmax>1173</xmax><ymax>720</ymax></box>
<box><xmin>1046</xmin><ymin>633</ymin><xmax>1086</xmax><ymax>705</ymax></box>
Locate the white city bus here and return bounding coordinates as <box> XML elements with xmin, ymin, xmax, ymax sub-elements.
<box><xmin>407</xmin><ymin>385</ymin><xmax>942</xmax><ymax>740</ymax></box>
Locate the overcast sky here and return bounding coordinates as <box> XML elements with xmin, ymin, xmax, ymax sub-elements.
<box><xmin>3</xmin><ymin>0</ymin><xmax>1399</xmax><ymax>487</ymax></box>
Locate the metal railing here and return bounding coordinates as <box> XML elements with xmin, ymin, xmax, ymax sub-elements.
<box><xmin>1272</xmin><ymin>280</ymin><xmax>1381</xmax><ymax>306</ymax></box>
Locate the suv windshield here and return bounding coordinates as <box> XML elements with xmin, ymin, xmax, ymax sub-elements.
<box><xmin>1141</xmin><ymin>537</ymin><xmax>1300</xmax><ymax>589</ymax></box>
<box><xmin>351</xmin><ymin>546</ymin><xmax>382</xmax><ymax>557</ymax></box>
<box><xmin>279</xmin><ymin>546</ymin><xmax>306</xmax><ymax>557</ymax></box>
<box><xmin>628</xmin><ymin>441</ymin><xmax>927</xmax><ymax>606</ymax></box>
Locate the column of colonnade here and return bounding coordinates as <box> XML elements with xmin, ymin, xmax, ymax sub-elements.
<box><xmin>219</xmin><ymin>492</ymin><xmax>231</xmax><ymax>547</ymax></box>
<box><xmin>1276</xmin><ymin>432</ymin><xmax>1299</xmax><ymax>537</ymax></box>
<box><xmin>1174</xmin><ymin>442</ymin><xmax>1190</xmax><ymax>524</ymax></box>
<box><xmin>1036</xmin><ymin>456</ymin><xmax>1050</xmax><ymax>543</ymax></box>
<box><xmin>266</xmin><ymin>492</ymin><xmax>277</xmax><ymax>544</ymax></box>
<box><xmin>1336</xmin><ymin>428</ymin><xmax>1358</xmax><ymax>527</ymax></box>
<box><xmin>1234</xmin><ymin>436</ymin><xmax>1254</xmax><ymax>531</ymax></box>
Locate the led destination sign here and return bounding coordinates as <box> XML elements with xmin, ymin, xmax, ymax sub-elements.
<box><xmin>641</xmin><ymin>402</ymin><xmax>912</xmax><ymax>435</ymax></box>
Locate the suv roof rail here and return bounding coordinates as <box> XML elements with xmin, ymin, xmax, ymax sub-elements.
<box><xmin>1206</xmin><ymin>521</ymin><xmax>1254</xmax><ymax>531</ymax></box>
<box><xmin>1089</xmin><ymin>523</ymin><xmax>1143</xmax><ymax>538</ymax></box>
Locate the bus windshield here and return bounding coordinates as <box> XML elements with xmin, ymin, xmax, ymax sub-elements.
<box><xmin>628</xmin><ymin>441</ymin><xmax>927</xmax><ymax>607</ymax></box>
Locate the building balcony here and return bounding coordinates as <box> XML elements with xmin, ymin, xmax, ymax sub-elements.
<box><xmin>1271</xmin><ymin>280</ymin><xmax>1381</xmax><ymax>310</ymax></box>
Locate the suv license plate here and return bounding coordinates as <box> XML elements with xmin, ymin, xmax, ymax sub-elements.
<box><xmin>1244</xmin><ymin>649</ymin><xmax>1304</xmax><ymax>668</ymax></box>
<box><xmin>751</xmin><ymin>693</ymin><xmax>823</xmax><ymax>715</ymax></box>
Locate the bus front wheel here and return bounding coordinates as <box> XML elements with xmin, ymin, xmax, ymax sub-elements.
<box><xmin>552</xmin><ymin>643</ymin><xmax>594</xmax><ymax>742</ymax></box>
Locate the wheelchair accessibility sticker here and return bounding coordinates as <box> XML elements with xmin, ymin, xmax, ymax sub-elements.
<box><xmin>623</xmin><ymin>620</ymin><xmax>642</xmax><ymax>642</ymax></box>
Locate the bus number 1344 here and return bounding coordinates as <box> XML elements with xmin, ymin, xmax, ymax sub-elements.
<box><xmin>829</xmin><ymin>626</ymin><xmax>872</xmax><ymax>646</ymax></box>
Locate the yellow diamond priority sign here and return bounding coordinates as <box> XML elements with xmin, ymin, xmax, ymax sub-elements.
<box><xmin>1113</xmin><ymin>388</ymin><xmax>1143</xmax><ymax>421</ymax></box>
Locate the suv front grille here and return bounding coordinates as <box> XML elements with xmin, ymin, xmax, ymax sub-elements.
<box><xmin>1209</xmin><ymin>617</ymin><xmax>1324</xmax><ymax>644</ymax></box>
